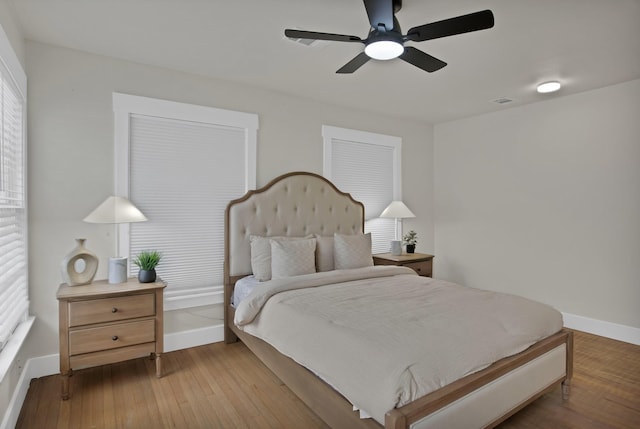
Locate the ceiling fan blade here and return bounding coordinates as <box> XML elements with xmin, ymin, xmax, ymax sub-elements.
<box><xmin>406</xmin><ymin>10</ymin><xmax>494</xmax><ymax>42</ymax></box>
<box><xmin>363</xmin><ymin>0</ymin><xmax>394</xmax><ymax>30</ymax></box>
<box><xmin>336</xmin><ymin>52</ymin><xmax>371</xmax><ymax>74</ymax></box>
<box><xmin>285</xmin><ymin>29</ymin><xmax>363</xmax><ymax>43</ymax></box>
<box><xmin>399</xmin><ymin>47</ymin><xmax>447</xmax><ymax>72</ymax></box>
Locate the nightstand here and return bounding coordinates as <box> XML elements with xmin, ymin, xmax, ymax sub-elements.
<box><xmin>373</xmin><ymin>252</ymin><xmax>434</xmax><ymax>277</ymax></box>
<box><xmin>56</xmin><ymin>278</ymin><xmax>166</xmax><ymax>400</ymax></box>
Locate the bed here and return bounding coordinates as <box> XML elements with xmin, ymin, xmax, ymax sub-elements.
<box><xmin>224</xmin><ymin>171</ymin><xmax>573</xmax><ymax>429</ymax></box>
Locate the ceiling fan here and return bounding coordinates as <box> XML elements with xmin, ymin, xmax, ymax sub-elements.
<box><xmin>284</xmin><ymin>0</ymin><xmax>494</xmax><ymax>74</ymax></box>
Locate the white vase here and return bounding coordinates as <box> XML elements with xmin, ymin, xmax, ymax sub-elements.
<box><xmin>60</xmin><ymin>238</ymin><xmax>98</xmax><ymax>286</ymax></box>
<box><xmin>108</xmin><ymin>257</ymin><xmax>128</xmax><ymax>284</ymax></box>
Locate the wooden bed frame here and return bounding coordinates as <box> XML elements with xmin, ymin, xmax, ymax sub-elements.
<box><xmin>224</xmin><ymin>171</ymin><xmax>573</xmax><ymax>429</ymax></box>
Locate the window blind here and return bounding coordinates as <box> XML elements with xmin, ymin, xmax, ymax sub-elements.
<box><xmin>326</xmin><ymin>134</ymin><xmax>399</xmax><ymax>254</ymax></box>
<box><xmin>128</xmin><ymin>114</ymin><xmax>246</xmax><ymax>293</ymax></box>
<box><xmin>0</xmin><ymin>57</ymin><xmax>28</xmax><ymax>352</ymax></box>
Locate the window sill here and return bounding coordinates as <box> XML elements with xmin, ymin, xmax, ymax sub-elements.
<box><xmin>0</xmin><ymin>316</ymin><xmax>35</xmax><ymax>385</ymax></box>
<box><xmin>164</xmin><ymin>285</ymin><xmax>223</xmax><ymax>311</ymax></box>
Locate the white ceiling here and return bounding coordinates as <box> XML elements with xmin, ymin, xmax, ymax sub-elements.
<box><xmin>10</xmin><ymin>0</ymin><xmax>640</xmax><ymax>124</ymax></box>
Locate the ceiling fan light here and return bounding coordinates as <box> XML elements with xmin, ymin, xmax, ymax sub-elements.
<box><xmin>536</xmin><ymin>81</ymin><xmax>561</xmax><ymax>94</ymax></box>
<box><xmin>365</xmin><ymin>40</ymin><xmax>404</xmax><ymax>60</ymax></box>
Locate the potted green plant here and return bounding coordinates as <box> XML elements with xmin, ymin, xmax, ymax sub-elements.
<box><xmin>133</xmin><ymin>250</ymin><xmax>161</xmax><ymax>283</ymax></box>
<box><xmin>402</xmin><ymin>230</ymin><xmax>418</xmax><ymax>254</ymax></box>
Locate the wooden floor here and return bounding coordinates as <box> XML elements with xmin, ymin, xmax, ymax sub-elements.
<box><xmin>16</xmin><ymin>330</ymin><xmax>640</xmax><ymax>429</ymax></box>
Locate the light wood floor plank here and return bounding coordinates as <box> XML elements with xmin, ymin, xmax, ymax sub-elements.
<box><xmin>100</xmin><ymin>366</ymin><xmax>116</xmax><ymax>429</ymax></box>
<box><xmin>15</xmin><ymin>330</ymin><xmax>640</xmax><ymax>428</ymax></box>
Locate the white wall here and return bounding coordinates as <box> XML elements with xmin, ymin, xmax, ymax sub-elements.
<box><xmin>21</xmin><ymin>40</ymin><xmax>434</xmax><ymax>362</ymax></box>
<box><xmin>434</xmin><ymin>79</ymin><xmax>640</xmax><ymax>330</ymax></box>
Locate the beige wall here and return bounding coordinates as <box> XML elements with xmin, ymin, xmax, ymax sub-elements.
<box><xmin>434</xmin><ymin>79</ymin><xmax>640</xmax><ymax>328</ymax></box>
<box><xmin>21</xmin><ymin>40</ymin><xmax>434</xmax><ymax>363</ymax></box>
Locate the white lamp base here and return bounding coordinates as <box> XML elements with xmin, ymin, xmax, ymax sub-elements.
<box><xmin>108</xmin><ymin>257</ymin><xmax>128</xmax><ymax>284</ymax></box>
<box><xmin>390</xmin><ymin>240</ymin><xmax>402</xmax><ymax>256</ymax></box>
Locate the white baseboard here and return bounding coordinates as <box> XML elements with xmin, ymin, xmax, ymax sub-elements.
<box><xmin>562</xmin><ymin>312</ymin><xmax>640</xmax><ymax>345</ymax></box>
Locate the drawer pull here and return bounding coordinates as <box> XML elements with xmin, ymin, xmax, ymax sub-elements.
<box><xmin>416</xmin><ymin>268</ymin><xmax>421</xmax><ymax>272</ymax></box>
<box><xmin>112</xmin><ymin>307</ymin><xmax>118</xmax><ymax>313</ymax></box>
<box><xmin>112</xmin><ymin>335</ymin><xmax>119</xmax><ymax>341</ymax></box>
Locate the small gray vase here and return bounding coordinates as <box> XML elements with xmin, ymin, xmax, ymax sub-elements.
<box><xmin>138</xmin><ymin>269</ymin><xmax>157</xmax><ymax>283</ymax></box>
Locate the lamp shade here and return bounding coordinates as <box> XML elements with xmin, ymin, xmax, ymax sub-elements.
<box><xmin>83</xmin><ymin>196</ymin><xmax>148</xmax><ymax>224</ymax></box>
<box><xmin>380</xmin><ymin>201</ymin><xmax>415</xmax><ymax>219</ymax></box>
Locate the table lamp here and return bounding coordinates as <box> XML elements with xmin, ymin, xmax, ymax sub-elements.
<box><xmin>84</xmin><ymin>196</ymin><xmax>148</xmax><ymax>283</ymax></box>
<box><xmin>380</xmin><ymin>200</ymin><xmax>415</xmax><ymax>255</ymax></box>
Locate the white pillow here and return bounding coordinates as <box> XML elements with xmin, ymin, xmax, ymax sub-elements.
<box><xmin>250</xmin><ymin>235</ymin><xmax>311</xmax><ymax>281</ymax></box>
<box><xmin>314</xmin><ymin>235</ymin><xmax>334</xmax><ymax>272</ymax></box>
<box><xmin>250</xmin><ymin>235</ymin><xmax>273</xmax><ymax>281</ymax></box>
<box><xmin>270</xmin><ymin>238</ymin><xmax>317</xmax><ymax>279</ymax></box>
<box><xmin>334</xmin><ymin>233</ymin><xmax>373</xmax><ymax>270</ymax></box>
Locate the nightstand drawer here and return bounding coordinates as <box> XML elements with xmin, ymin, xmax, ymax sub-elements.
<box><xmin>404</xmin><ymin>260</ymin><xmax>432</xmax><ymax>277</ymax></box>
<box><xmin>69</xmin><ymin>319</ymin><xmax>156</xmax><ymax>355</ymax></box>
<box><xmin>69</xmin><ymin>293</ymin><xmax>155</xmax><ymax>327</ymax></box>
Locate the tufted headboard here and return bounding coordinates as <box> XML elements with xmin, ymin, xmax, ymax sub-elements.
<box><xmin>224</xmin><ymin>171</ymin><xmax>364</xmax><ymax>285</ymax></box>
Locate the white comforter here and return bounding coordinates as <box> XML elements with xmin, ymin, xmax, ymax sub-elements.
<box><xmin>234</xmin><ymin>266</ymin><xmax>563</xmax><ymax>424</ymax></box>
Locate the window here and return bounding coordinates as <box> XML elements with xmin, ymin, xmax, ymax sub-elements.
<box><xmin>0</xmin><ymin>26</ymin><xmax>28</xmax><ymax>353</ymax></box>
<box><xmin>114</xmin><ymin>93</ymin><xmax>258</xmax><ymax>310</ymax></box>
<box><xmin>322</xmin><ymin>125</ymin><xmax>401</xmax><ymax>254</ymax></box>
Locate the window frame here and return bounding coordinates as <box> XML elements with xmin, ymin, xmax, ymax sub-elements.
<box><xmin>113</xmin><ymin>93</ymin><xmax>258</xmax><ymax>310</ymax></box>
<box><xmin>322</xmin><ymin>125</ymin><xmax>402</xmax><ymax>253</ymax></box>
<box><xmin>0</xmin><ymin>20</ymin><xmax>33</xmax><ymax>381</ymax></box>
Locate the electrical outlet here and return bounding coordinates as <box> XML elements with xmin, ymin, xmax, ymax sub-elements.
<box><xmin>15</xmin><ymin>357</ymin><xmax>24</xmax><ymax>375</ymax></box>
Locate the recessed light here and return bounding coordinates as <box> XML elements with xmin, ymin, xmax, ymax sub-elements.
<box><xmin>536</xmin><ymin>81</ymin><xmax>561</xmax><ymax>94</ymax></box>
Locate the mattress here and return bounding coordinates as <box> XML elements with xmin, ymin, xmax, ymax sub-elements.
<box><xmin>234</xmin><ymin>266</ymin><xmax>563</xmax><ymax>424</ymax></box>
